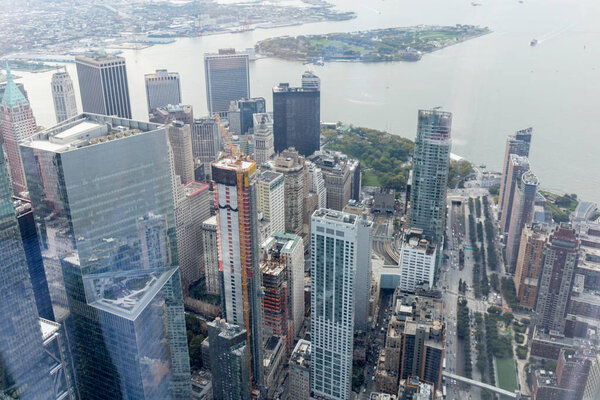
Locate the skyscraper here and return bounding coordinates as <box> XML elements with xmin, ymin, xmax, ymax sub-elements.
<box><xmin>257</xmin><ymin>170</ymin><xmax>285</xmax><ymax>240</ymax></box>
<box><xmin>399</xmin><ymin>321</ymin><xmax>445</xmax><ymax>393</ymax></box>
<box><xmin>167</xmin><ymin>121</ymin><xmax>195</xmax><ymax>184</ymax></box>
<box><xmin>534</xmin><ymin>224</ymin><xmax>579</xmax><ymax>334</ymax></box>
<box><xmin>51</xmin><ymin>69</ymin><xmax>78</xmax><ymax>123</ymax></box>
<box><xmin>274</xmin><ymin>148</ymin><xmax>306</xmax><ymax>237</ymax></box>
<box><xmin>204</xmin><ymin>49</ymin><xmax>250</xmax><ymax>116</ymax></box>
<box><xmin>409</xmin><ymin>109</ymin><xmax>452</xmax><ymax>244</ymax></box>
<box><xmin>228</xmin><ymin>97</ymin><xmax>266</xmax><ymax>135</ymax></box>
<box><xmin>145</xmin><ymin>69</ymin><xmax>182</xmax><ymax>114</ymax></box>
<box><xmin>261</xmin><ymin>232</ymin><xmax>305</xmax><ymax>338</ymax></box>
<box><xmin>207</xmin><ymin>318</ymin><xmax>252</xmax><ymax>400</ymax></box>
<box><xmin>273</xmin><ymin>78</ymin><xmax>320</xmax><ymax>157</ymax></box>
<box><xmin>253</xmin><ymin>112</ymin><xmax>275</xmax><ymax>165</ymax></box>
<box><xmin>75</xmin><ymin>54</ymin><xmax>131</xmax><ymax>118</ymax></box>
<box><xmin>398</xmin><ymin>228</ymin><xmax>437</xmax><ymax>293</ymax></box>
<box><xmin>354</xmin><ymin>213</ymin><xmax>373</xmax><ymax>332</ymax></box>
<box><xmin>201</xmin><ymin>216</ymin><xmax>221</xmax><ymax>296</ymax></box>
<box><xmin>192</xmin><ymin>117</ymin><xmax>221</xmax><ymax>177</ymax></box>
<box><xmin>212</xmin><ymin>156</ymin><xmax>263</xmax><ymax>390</ymax></box>
<box><xmin>308</xmin><ymin>150</ymin><xmax>360</xmax><ymax>211</ymax></box>
<box><xmin>21</xmin><ymin>114</ymin><xmax>192</xmax><ymax>399</ymax></box>
<box><xmin>500</xmin><ymin>155</ymin><xmax>530</xmax><ymax>234</ymax></box>
<box><xmin>150</xmin><ymin>103</ymin><xmax>194</xmax><ymax>125</ymax></box>
<box><xmin>0</xmin><ymin>65</ymin><xmax>37</xmax><ymax>196</ymax></box>
<box><xmin>311</xmin><ymin>209</ymin><xmax>358</xmax><ymax>400</ymax></box>
<box><xmin>499</xmin><ymin>128</ymin><xmax>532</xmax><ymax>221</ymax></box>
<box><xmin>0</xmin><ymin>141</ymin><xmax>53</xmax><ymax>399</ymax></box>
<box><xmin>514</xmin><ymin>224</ymin><xmax>548</xmax><ymax>309</ymax></box>
<box><xmin>506</xmin><ymin>170</ymin><xmax>539</xmax><ymax>271</ymax></box>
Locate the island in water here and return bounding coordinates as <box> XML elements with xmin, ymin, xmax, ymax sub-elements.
<box><xmin>256</xmin><ymin>25</ymin><xmax>491</xmax><ymax>63</ymax></box>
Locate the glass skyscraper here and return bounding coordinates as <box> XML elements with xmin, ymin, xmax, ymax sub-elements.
<box><xmin>20</xmin><ymin>114</ymin><xmax>191</xmax><ymax>399</ymax></box>
<box><xmin>204</xmin><ymin>49</ymin><xmax>250</xmax><ymax>116</ymax></box>
<box><xmin>0</xmin><ymin>141</ymin><xmax>53</xmax><ymax>399</ymax></box>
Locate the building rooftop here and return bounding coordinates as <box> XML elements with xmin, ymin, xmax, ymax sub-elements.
<box><xmin>75</xmin><ymin>54</ymin><xmax>125</xmax><ymax>65</ymax></box>
<box><xmin>39</xmin><ymin>318</ymin><xmax>60</xmax><ymax>342</ymax></box>
<box><xmin>22</xmin><ymin>113</ymin><xmax>162</xmax><ymax>153</ymax></box>
<box><xmin>202</xmin><ymin>215</ymin><xmax>217</xmax><ymax>227</ymax></box>
<box><xmin>290</xmin><ymin>339</ymin><xmax>311</xmax><ymax>368</ymax></box>
<box><xmin>312</xmin><ymin>208</ymin><xmax>357</xmax><ymax>225</ymax></box>
<box><xmin>259</xmin><ymin>170</ymin><xmax>283</xmax><ymax>184</ymax></box>
<box><xmin>402</xmin><ymin>228</ymin><xmax>436</xmax><ymax>255</ymax></box>
<box><xmin>209</xmin><ymin>318</ymin><xmax>247</xmax><ymax>340</ymax></box>
<box><xmin>184</xmin><ymin>181</ymin><xmax>209</xmax><ymax>197</ymax></box>
<box><xmin>1</xmin><ymin>64</ymin><xmax>28</xmax><ymax>107</ymax></box>
<box><xmin>212</xmin><ymin>156</ymin><xmax>255</xmax><ymax>173</ymax></box>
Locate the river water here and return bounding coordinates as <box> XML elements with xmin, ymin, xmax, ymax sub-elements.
<box><xmin>14</xmin><ymin>0</ymin><xmax>600</xmax><ymax>203</ymax></box>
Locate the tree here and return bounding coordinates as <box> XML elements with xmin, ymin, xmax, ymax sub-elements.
<box><xmin>488</xmin><ymin>184</ymin><xmax>500</xmax><ymax>196</ymax></box>
<box><xmin>189</xmin><ymin>334</ymin><xmax>205</xmax><ymax>370</ymax></box>
<box><xmin>490</xmin><ymin>273</ymin><xmax>500</xmax><ymax>292</ymax></box>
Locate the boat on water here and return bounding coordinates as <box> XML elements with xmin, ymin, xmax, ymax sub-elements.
<box><xmin>530</xmin><ymin>39</ymin><xmax>538</xmax><ymax>46</ymax></box>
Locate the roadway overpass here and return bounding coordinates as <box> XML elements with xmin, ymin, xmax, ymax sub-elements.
<box><xmin>442</xmin><ymin>371</ymin><xmax>520</xmax><ymax>399</ymax></box>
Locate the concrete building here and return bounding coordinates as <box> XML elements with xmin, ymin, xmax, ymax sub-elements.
<box><xmin>500</xmin><ymin>154</ymin><xmax>530</xmax><ymax>235</ymax></box>
<box><xmin>273</xmin><ymin>78</ymin><xmax>320</xmax><ymax>157</ymax></box>
<box><xmin>175</xmin><ymin>181</ymin><xmax>211</xmax><ymax>289</ymax></box>
<box><xmin>274</xmin><ymin>148</ymin><xmax>307</xmax><ymax>237</ymax></box>
<box><xmin>212</xmin><ymin>156</ymin><xmax>264</xmax><ymax>390</ymax></box>
<box><xmin>555</xmin><ymin>348</ymin><xmax>594</xmax><ymax>400</ymax></box>
<box><xmin>144</xmin><ymin>69</ymin><xmax>182</xmax><ymax>114</ymax></box>
<box><xmin>408</xmin><ymin>109</ymin><xmax>452</xmax><ymax>245</ymax></box>
<box><xmin>201</xmin><ymin>216</ymin><xmax>220</xmax><ymax>296</ymax></box>
<box><xmin>514</xmin><ymin>224</ymin><xmax>549</xmax><ymax>309</ymax></box>
<box><xmin>398</xmin><ymin>229</ymin><xmax>437</xmax><ymax>293</ymax></box>
<box><xmin>192</xmin><ymin>117</ymin><xmax>221</xmax><ymax>178</ymax></box>
<box><xmin>257</xmin><ymin>170</ymin><xmax>285</xmax><ymax>240</ymax></box>
<box><xmin>355</xmin><ymin>213</ymin><xmax>373</xmax><ymax>331</ymax></box>
<box><xmin>51</xmin><ymin>69</ymin><xmax>78</xmax><ymax>123</ymax></box>
<box><xmin>499</xmin><ymin>128</ymin><xmax>532</xmax><ymax>222</ymax></box>
<box><xmin>311</xmin><ymin>209</ymin><xmax>358</xmax><ymax>400</ymax></box>
<box><xmin>535</xmin><ymin>224</ymin><xmax>580</xmax><ymax>334</ymax></box>
<box><xmin>227</xmin><ymin>97</ymin><xmax>266</xmax><ymax>135</ymax></box>
<box><xmin>75</xmin><ymin>54</ymin><xmax>131</xmax><ymax>118</ymax></box>
<box><xmin>289</xmin><ymin>339</ymin><xmax>311</xmax><ymax>400</ymax></box>
<box><xmin>302</xmin><ymin>70</ymin><xmax>321</xmax><ymax>91</ymax></box>
<box><xmin>506</xmin><ymin>170</ymin><xmax>539</xmax><ymax>271</ymax></box>
<box><xmin>583</xmin><ymin>352</ymin><xmax>600</xmax><ymax>400</ymax></box>
<box><xmin>307</xmin><ymin>160</ymin><xmax>327</xmax><ymax>209</ymax></box>
<box><xmin>150</xmin><ymin>103</ymin><xmax>194</xmax><ymax>125</ymax></box>
<box><xmin>253</xmin><ymin>112</ymin><xmax>274</xmax><ymax>165</ymax></box>
<box><xmin>204</xmin><ymin>49</ymin><xmax>250</xmax><ymax>116</ymax></box>
<box><xmin>308</xmin><ymin>150</ymin><xmax>360</xmax><ymax>211</ymax></box>
<box><xmin>207</xmin><ymin>318</ymin><xmax>251</xmax><ymax>400</ymax></box>
<box><xmin>263</xmin><ymin>335</ymin><xmax>286</xmax><ymax>398</ymax></box>
<box><xmin>20</xmin><ymin>114</ymin><xmax>192</xmax><ymax>399</ymax></box>
<box><xmin>261</xmin><ymin>232</ymin><xmax>305</xmax><ymax>338</ymax></box>
<box><xmin>0</xmin><ymin>65</ymin><xmax>37</xmax><ymax>196</ymax></box>
<box><xmin>167</xmin><ymin>121</ymin><xmax>195</xmax><ymax>185</ymax></box>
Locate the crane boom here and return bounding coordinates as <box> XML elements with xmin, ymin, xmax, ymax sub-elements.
<box><xmin>213</xmin><ymin>114</ymin><xmax>235</xmax><ymax>156</ymax></box>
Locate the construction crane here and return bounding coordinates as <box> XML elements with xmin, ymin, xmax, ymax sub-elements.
<box><xmin>213</xmin><ymin>113</ymin><xmax>252</xmax><ymax>160</ymax></box>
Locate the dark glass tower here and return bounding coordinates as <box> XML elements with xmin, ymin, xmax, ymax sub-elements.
<box><xmin>273</xmin><ymin>80</ymin><xmax>320</xmax><ymax>157</ymax></box>
<box><xmin>0</xmin><ymin>142</ymin><xmax>53</xmax><ymax>399</ymax></box>
<box><xmin>75</xmin><ymin>55</ymin><xmax>132</xmax><ymax>119</ymax></box>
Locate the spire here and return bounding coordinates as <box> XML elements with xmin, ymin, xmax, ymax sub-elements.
<box><xmin>2</xmin><ymin>63</ymin><xmax>29</xmax><ymax>108</ymax></box>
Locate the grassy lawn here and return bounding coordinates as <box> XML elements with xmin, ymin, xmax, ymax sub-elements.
<box><xmin>362</xmin><ymin>170</ymin><xmax>382</xmax><ymax>187</ymax></box>
<box><xmin>496</xmin><ymin>357</ymin><xmax>518</xmax><ymax>398</ymax></box>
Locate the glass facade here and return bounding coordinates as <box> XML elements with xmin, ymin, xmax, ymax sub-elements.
<box><xmin>20</xmin><ymin>114</ymin><xmax>191</xmax><ymax>399</ymax></box>
<box><xmin>0</xmin><ymin>142</ymin><xmax>53</xmax><ymax>399</ymax></box>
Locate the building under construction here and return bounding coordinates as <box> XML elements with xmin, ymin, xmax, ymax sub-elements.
<box><xmin>261</xmin><ymin>260</ymin><xmax>292</xmax><ymax>354</ymax></box>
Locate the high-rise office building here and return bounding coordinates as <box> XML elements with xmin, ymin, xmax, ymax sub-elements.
<box><xmin>308</xmin><ymin>150</ymin><xmax>360</xmax><ymax>211</ymax></box>
<box><xmin>167</xmin><ymin>121</ymin><xmax>195</xmax><ymax>184</ymax></box>
<box><xmin>204</xmin><ymin>49</ymin><xmax>250</xmax><ymax>116</ymax></box>
<box><xmin>289</xmin><ymin>339</ymin><xmax>311</xmax><ymax>400</ymax></box>
<box><xmin>302</xmin><ymin>70</ymin><xmax>321</xmax><ymax>91</ymax></box>
<box><xmin>499</xmin><ymin>128</ymin><xmax>532</xmax><ymax>221</ymax></box>
<box><xmin>75</xmin><ymin>54</ymin><xmax>131</xmax><ymax>118</ymax></box>
<box><xmin>534</xmin><ymin>224</ymin><xmax>579</xmax><ymax>334</ymax></box>
<box><xmin>207</xmin><ymin>318</ymin><xmax>252</xmax><ymax>400</ymax></box>
<box><xmin>253</xmin><ymin>112</ymin><xmax>274</xmax><ymax>165</ymax></box>
<box><xmin>506</xmin><ymin>171</ymin><xmax>539</xmax><ymax>271</ymax></box>
<box><xmin>514</xmin><ymin>224</ymin><xmax>548</xmax><ymax>309</ymax></box>
<box><xmin>261</xmin><ymin>232</ymin><xmax>305</xmax><ymax>338</ymax></box>
<box><xmin>399</xmin><ymin>321</ymin><xmax>445</xmax><ymax>393</ymax></box>
<box><xmin>409</xmin><ymin>109</ymin><xmax>452</xmax><ymax>245</ymax></box>
<box><xmin>228</xmin><ymin>97</ymin><xmax>266</xmax><ymax>135</ymax></box>
<box><xmin>307</xmin><ymin>161</ymin><xmax>327</xmax><ymax>209</ymax></box>
<box><xmin>274</xmin><ymin>148</ymin><xmax>307</xmax><ymax>237</ymax></box>
<box><xmin>257</xmin><ymin>171</ymin><xmax>285</xmax><ymax>240</ymax></box>
<box><xmin>398</xmin><ymin>228</ymin><xmax>437</xmax><ymax>293</ymax></box>
<box><xmin>51</xmin><ymin>69</ymin><xmax>78</xmax><ymax>123</ymax></box>
<box><xmin>175</xmin><ymin>181</ymin><xmax>211</xmax><ymax>289</ymax></box>
<box><xmin>212</xmin><ymin>156</ymin><xmax>263</xmax><ymax>390</ymax></box>
<box><xmin>0</xmin><ymin>141</ymin><xmax>53</xmax><ymax>399</ymax></box>
<box><xmin>273</xmin><ymin>78</ymin><xmax>320</xmax><ymax>157</ymax></box>
<box><xmin>192</xmin><ymin>117</ymin><xmax>221</xmax><ymax>177</ymax></box>
<box><xmin>145</xmin><ymin>69</ymin><xmax>182</xmax><ymax>114</ymax></box>
<box><xmin>201</xmin><ymin>216</ymin><xmax>221</xmax><ymax>296</ymax></box>
<box><xmin>311</xmin><ymin>209</ymin><xmax>358</xmax><ymax>400</ymax></box>
<box><xmin>500</xmin><ymin>155</ymin><xmax>530</xmax><ymax>234</ymax></box>
<box><xmin>354</xmin><ymin>213</ymin><xmax>373</xmax><ymax>332</ymax></box>
<box><xmin>150</xmin><ymin>103</ymin><xmax>194</xmax><ymax>125</ymax></box>
<box><xmin>21</xmin><ymin>114</ymin><xmax>192</xmax><ymax>399</ymax></box>
<box><xmin>0</xmin><ymin>65</ymin><xmax>37</xmax><ymax>196</ymax></box>
<box><xmin>14</xmin><ymin>199</ymin><xmax>55</xmax><ymax>321</ymax></box>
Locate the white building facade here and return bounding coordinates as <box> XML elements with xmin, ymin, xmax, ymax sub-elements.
<box><xmin>398</xmin><ymin>229</ymin><xmax>437</xmax><ymax>293</ymax></box>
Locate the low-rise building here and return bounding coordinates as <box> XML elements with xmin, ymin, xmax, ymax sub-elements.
<box><xmin>289</xmin><ymin>339</ymin><xmax>311</xmax><ymax>400</ymax></box>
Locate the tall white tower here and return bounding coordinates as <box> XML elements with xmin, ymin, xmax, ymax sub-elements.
<box><xmin>51</xmin><ymin>69</ymin><xmax>78</xmax><ymax>123</ymax></box>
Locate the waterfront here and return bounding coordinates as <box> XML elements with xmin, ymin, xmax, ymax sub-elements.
<box><xmin>14</xmin><ymin>0</ymin><xmax>600</xmax><ymax>203</ymax></box>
